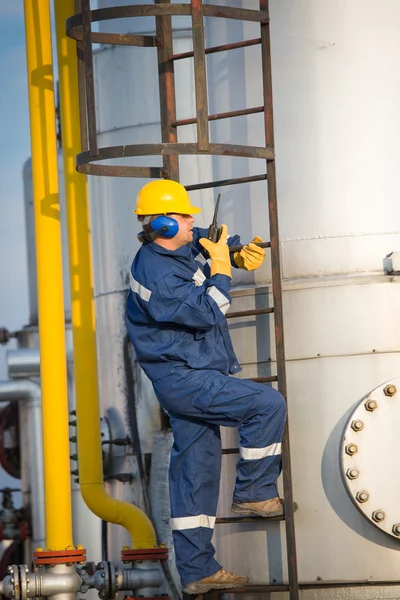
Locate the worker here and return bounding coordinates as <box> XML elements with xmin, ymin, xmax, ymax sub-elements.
<box><xmin>125</xmin><ymin>179</ymin><xmax>287</xmax><ymax>595</ymax></box>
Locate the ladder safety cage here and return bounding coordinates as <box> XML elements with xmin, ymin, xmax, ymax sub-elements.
<box><xmin>66</xmin><ymin>2</ymin><xmax>299</xmax><ymax>599</ymax></box>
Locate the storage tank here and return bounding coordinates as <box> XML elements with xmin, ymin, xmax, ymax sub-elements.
<box><xmin>86</xmin><ymin>0</ymin><xmax>400</xmax><ymax>594</ymax></box>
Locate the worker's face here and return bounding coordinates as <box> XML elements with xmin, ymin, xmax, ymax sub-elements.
<box><xmin>170</xmin><ymin>213</ymin><xmax>195</xmax><ymax>247</ymax></box>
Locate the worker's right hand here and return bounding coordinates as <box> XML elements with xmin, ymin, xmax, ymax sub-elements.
<box><xmin>199</xmin><ymin>224</ymin><xmax>232</xmax><ymax>279</ymax></box>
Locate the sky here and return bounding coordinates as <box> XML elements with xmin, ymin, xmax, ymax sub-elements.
<box><xmin>0</xmin><ymin>2</ymin><xmax>30</xmax><ymax>379</ymax></box>
<box><xmin>0</xmin><ymin>2</ymin><xmax>32</xmax><ymax>493</ymax></box>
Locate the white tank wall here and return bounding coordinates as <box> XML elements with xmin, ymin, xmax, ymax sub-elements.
<box><xmin>271</xmin><ymin>0</ymin><xmax>400</xmax><ymax>278</ymax></box>
<box><xmin>89</xmin><ymin>0</ymin><xmax>400</xmax><ymax>588</ymax></box>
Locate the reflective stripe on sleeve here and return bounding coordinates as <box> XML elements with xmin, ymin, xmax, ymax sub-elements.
<box><xmin>207</xmin><ymin>286</ymin><xmax>230</xmax><ymax>315</ymax></box>
<box><xmin>239</xmin><ymin>442</ymin><xmax>282</xmax><ymax>460</ymax></box>
<box><xmin>130</xmin><ymin>273</ymin><xmax>152</xmax><ymax>302</ymax></box>
<box><xmin>192</xmin><ymin>268</ymin><xmax>207</xmax><ymax>287</ymax></box>
<box><xmin>171</xmin><ymin>514</ymin><xmax>216</xmax><ymax>531</ymax></box>
<box><xmin>195</xmin><ymin>252</ymin><xmax>207</xmax><ymax>266</ymax></box>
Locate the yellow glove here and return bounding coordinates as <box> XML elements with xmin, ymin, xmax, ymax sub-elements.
<box><xmin>199</xmin><ymin>224</ymin><xmax>232</xmax><ymax>279</ymax></box>
<box><xmin>234</xmin><ymin>236</ymin><xmax>265</xmax><ymax>271</ymax></box>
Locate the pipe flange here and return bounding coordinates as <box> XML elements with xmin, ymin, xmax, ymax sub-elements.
<box><xmin>17</xmin><ymin>565</ymin><xmax>28</xmax><ymax>600</ymax></box>
<box><xmin>96</xmin><ymin>561</ymin><xmax>111</xmax><ymax>600</ymax></box>
<box><xmin>120</xmin><ymin>548</ymin><xmax>168</xmax><ymax>563</ymax></box>
<box><xmin>108</xmin><ymin>561</ymin><xmax>118</xmax><ymax>599</ymax></box>
<box><xmin>10</xmin><ymin>564</ymin><xmax>20</xmax><ymax>600</ymax></box>
<box><xmin>341</xmin><ymin>377</ymin><xmax>400</xmax><ymax>539</ymax></box>
<box><xmin>33</xmin><ymin>548</ymin><xmax>86</xmax><ymax>566</ymax></box>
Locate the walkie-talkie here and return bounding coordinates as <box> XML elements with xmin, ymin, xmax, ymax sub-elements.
<box><xmin>207</xmin><ymin>194</ymin><xmax>222</xmax><ymax>243</ymax></box>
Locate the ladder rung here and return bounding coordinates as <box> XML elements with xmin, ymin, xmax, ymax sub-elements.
<box><xmin>249</xmin><ymin>376</ymin><xmax>278</xmax><ymax>383</ymax></box>
<box><xmin>226</xmin><ymin>307</ymin><xmax>273</xmax><ymax>319</ymax></box>
<box><xmin>69</xmin><ymin>30</ymin><xmax>160</xmax><ymax>47</ymax></box>
<box><xmin>185</xmin><ymin>173</ymin><xmax>267</xmax><ymax>192</ymax></box>
<box><xmin>169</xmin><ymin>37</ymin><xmax>261</xmax><ymax>62</ymax></box>
<box><xmin>210</xmin><ymin>581</ymin><xmax>400</xmax><ymax>595</ymax></box>
<box><xmin>216</xmin><ymin>514</ymin><xmax>285</xmax><ymax>524</ymax></box>
<box><xmin>210</xmin><ymin>584</ymin><xmax>290</xmax><ymax>595</ymax></box>
<box><xmin>172</xmin><ymin>106</ymin><xmax>264</xmax><ymax>128</ymax></box>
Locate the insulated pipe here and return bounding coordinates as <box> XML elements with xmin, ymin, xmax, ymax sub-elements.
<box><xmin>53</xmin><ymin>0</ymin><xmax>156</xmax><ymax>548</ymax></box>
<box><xmin>23</xmin><ymin>0</ymin><xmax>73</xmax><ymax>549</ymax></box>
<box><xmin>7</xmin><ymin>349</ymin><xmax>42</xmax><ymax>380</ymax></box>
<box><xmin>0</xmin><ymin>380</ymin><xmax>45</xmax><ymax>548</ymax></box>
<box><xmin>7</xmin><ymin>348</ymin><xmax>74</xmax><ymax>380</ymax></box>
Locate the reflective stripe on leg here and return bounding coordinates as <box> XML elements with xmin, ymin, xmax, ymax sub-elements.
<box><xmin>171</xmin><ymin>515</ymin><xmax>216</xmax><ymax>530</ymax></box>
<box><xmin>239</xmin><ymin>442</ymin><xmax>282</xmax><ymax>460</ymax></box>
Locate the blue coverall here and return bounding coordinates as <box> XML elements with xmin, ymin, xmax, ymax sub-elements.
<box><xmin>125</xmin><ymin>228</ymin><xmax>286</xmax><ymax>587</ymax></box>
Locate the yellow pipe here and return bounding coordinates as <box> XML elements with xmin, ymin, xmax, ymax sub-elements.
<box><xmin>54</xmin><ymin>0</ymin><xmax>156</xmax><ymax>548</ymax></box>
<box><xmin>23</xmin><ymin>0</ymin><xmax>73</xmax><ymax>550</ymax></box>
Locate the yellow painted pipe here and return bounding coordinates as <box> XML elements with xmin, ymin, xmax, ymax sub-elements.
<box><xmin>23</xmin><ymin>0</ymin><xmax>73</xmax><ymax>550</ymax></box>
<box><xmin>54</xmin><ymin>0</ymin><xmax>156</xmax><ymax>548</ymax></box>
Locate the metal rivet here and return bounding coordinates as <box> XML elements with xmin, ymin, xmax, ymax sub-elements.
<box><xmin>384</xmin><ymin>384</ymin><xmax>397</xmax><ymax>397</ymax></box>
<box><xmin>392</xmin><ymin>523</ymin><xmax>400</xmax><ymax>536</ymax></box>
<box><xmin>365</xmin><ymin>400</ymin><xmax>378</xmax><ymax>412</ymax></box>
<box><xmin>345</xmin><ymin>443</ymin><xmax>358</xmax><ymax>456</ymax></box>
<box><xmin>372</xmin><ymin>510</ymin><xmax>385</xmax><ymax>522</ymax></box>
<box><xmin>346</xmin><ymin>468</ymin><xmax>359</xmax><ymax>480</ymax></box>
<box><xmin>351</xmin><ymin>420</ymin><xmax>364</xmax><ymax>432</ymax></box>
<box><xmin>356</xmin><ymin>490</ymin><xmax>369</xmax><ymax>503</ymax></box>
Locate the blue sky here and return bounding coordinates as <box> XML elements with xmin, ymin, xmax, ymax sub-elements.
<box><xmin>0</xmin><ymin>2</ymin><xmax>30</xmax><ymax>379</ymax></box>
<box><xmin>0</xmin><ymin>2</ymin><xmax>30</xmax><ymax>492</ymax></box>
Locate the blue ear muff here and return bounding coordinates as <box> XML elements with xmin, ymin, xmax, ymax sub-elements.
<box><xmin>151</xmin><ymin>216</ymin><xmax>179</xmax><ymax>238</ymax></box>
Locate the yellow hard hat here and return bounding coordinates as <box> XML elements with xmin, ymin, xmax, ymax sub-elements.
<box><xmin>134</xmin><ymin>179</ymin><xmax>201</xmax><ymax>215</ymax></box>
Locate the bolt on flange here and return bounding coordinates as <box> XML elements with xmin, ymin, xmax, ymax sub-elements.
<box><xmin>392</xmin><ymin>523</ymin><xmax>400</xmax><ymax>536</ymax></box>
<box><xmin>345</xmin><ymin>443</ymin><xmax>358</xmax><ymax>456</ymax></box>
<box><xmin>356</xmin><ymin>490</ymin><xmax>369</xmax><ymax>503</ymax></box>
<box><xmin>372</xmin><ymin>510</ymin><xmax>385</xmax><ymax>522</ymax></box>
<box><xmin>351</xmin><ymin>420</ymin><xmax>364</xmax><ymax>432</ymax></box>
<box><xmin>365</xmin><ymin>399</ymin><xmax>378</xmax><ymax>412</ymax></box>
<box><xmin>346</xmin><ymin>468</ymin><xmax>359</xmax><ymax>480</ymax></box>
<box><xmin>384</xmin><ymin>384</ymin><xmax>397</xmax><ymax>397</ymax></box>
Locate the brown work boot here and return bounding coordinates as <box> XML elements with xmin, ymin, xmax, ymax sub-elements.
<box><xmin>231</xmin><ymin>496</ymin><xmax>284</xmax><ymax>518</ymax></box>
<box><xmin>182</xmin><ymin>568</ymin><xmax>249</xmax><ymax>594</ymax></box>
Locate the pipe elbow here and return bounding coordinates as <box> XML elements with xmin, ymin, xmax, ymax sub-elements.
<box><xmin>80</xmin><ymin>483</ymin><xmax>157</xmax><ymax>548</ymax></box>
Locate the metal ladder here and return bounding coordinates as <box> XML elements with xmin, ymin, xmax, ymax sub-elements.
<box><xmin>66</xmin><ymin>1</ymin><xmax>298</xmax><ymax>598</ymax></box>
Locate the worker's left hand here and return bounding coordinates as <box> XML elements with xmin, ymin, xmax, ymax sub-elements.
<box><xmin>233</xmin><ymin>236</ymin><xmax>266</xmax><ymax>271</ymax></box>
